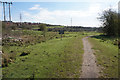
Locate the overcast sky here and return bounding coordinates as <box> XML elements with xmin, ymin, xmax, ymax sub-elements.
<box><xmin>0</xmin><ymin>0</ymin><xmax>119</xmax><ymax>27</ymax></box>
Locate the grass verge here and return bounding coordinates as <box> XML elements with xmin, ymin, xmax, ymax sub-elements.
<box><xmin>88</xmin><ymin>36</ymin><xmax>118</xmax><ymax>78</ymax></box>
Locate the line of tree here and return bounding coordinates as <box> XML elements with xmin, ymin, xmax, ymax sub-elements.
<box><xmin>98</xmin><ymin>9</ymin><xmax>120</xmax><ymax>37</ymax></box>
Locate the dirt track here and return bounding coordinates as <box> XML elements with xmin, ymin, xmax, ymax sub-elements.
<box><xmin>80</xmin><ymin>37</ymin><xmax>99</xmax><ymax>78</ymax></box>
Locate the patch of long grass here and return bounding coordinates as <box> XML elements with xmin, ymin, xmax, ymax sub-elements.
<box><xmin>88</xmin><ymin>37</ymin><xmax>118</xmax><ymax>78</ymax></box>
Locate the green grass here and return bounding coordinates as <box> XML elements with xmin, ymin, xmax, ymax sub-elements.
<box><xmin>88</xmin><ymin>36</ymin><xmax>118</xmax><ymax>78</ymax></box>
<box><xmin>80</xmin><ymin>31</ymin><xmax>102</xmax><ymax>35</ymax></box>
<box><xmin>2</xmin><ymin>32</ymin><xmax>84</xmax><ymax>78</ymax></box>
<box><xmin>47</xmin><ymin>26</ymin><xmax>64</xmax><ymax>28</ymax></box>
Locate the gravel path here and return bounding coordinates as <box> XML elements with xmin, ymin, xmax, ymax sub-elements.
<box><xmin>80</xmin><ymin>37</ymin><xmax>99</xmax><ymax>78</ymax></box>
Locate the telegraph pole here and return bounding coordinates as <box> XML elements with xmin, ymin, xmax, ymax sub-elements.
<box><xmin>71</xmin><ymin>18</ymin><xmax>72</xmax><ymax>27</ymax></box>
<box><xmin>20</xmin><ymin>13</ymin><xmax>22</xmax><ymax>23</ymax></box>
<box><xmin>3</xmin><ymin>2</ymin><xmax>6</xmax><ymax>21</ymax></box>
<box><xmin>1</xmin><ymin>1</ymin><xmax>12</xmax><ymax>21</ymax></box>
<box><xmin>8</xmin><ymin>2</ymin><xmax>12</xmax><ymax>22</ymax></box>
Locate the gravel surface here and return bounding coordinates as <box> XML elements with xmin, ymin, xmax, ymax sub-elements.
<box><xmin>80</xmin><ymin>37</ymin><xmax>99</xmax><ymax>78</ymax></box>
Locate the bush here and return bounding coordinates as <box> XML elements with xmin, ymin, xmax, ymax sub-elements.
<box><xmin>38</xmin><ymin>24</ymin><xmax>47</xmax><ymax>32</ymax></box>
<box><xmin>98</xmin><ymin>9</ymin><xmax>118</xmax><ymax>36</ymax></box>
<box><xmin>2</xmin><ymin>52</ymin><xmax>15</xmax><ymax>67</ymax></box>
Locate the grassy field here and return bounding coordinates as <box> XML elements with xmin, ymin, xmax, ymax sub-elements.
<box><xmin>88</xmin><ymin>36</ymin><xmax>118</xmax><ymax>78</ymax></box>
<box><xmin>2</xmin><ymin>32</ymin><xmax>84</xmax><ymax>78</ymax></box>
<box><xmin>3</xmin><ymin>30</ymin><xmax>118</xmax><ymax>78</ymax></box>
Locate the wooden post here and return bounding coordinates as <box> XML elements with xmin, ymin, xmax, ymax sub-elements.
<box><xmin>3</xmin><ymin>2</ymin><xmax>6</xmax><ymax>21</ymax></box>
<box><xmin>9</xmin><ymin>3</ymin><xmax>11</xmax><ymax>21</ymax></box>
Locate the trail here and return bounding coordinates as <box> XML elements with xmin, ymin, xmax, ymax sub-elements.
<box><xmin>80</xmin><ymin>37</ymin><xmax>99</xmax><ymax>78</ymax></box>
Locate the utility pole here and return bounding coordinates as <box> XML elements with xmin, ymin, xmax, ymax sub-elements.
<box><xmin>8</xmin><ymin>2</ymin><xmax>12</xmax><ymax>22</ymax></box>
<box><xmin>71</xmin><ymin>18</ymin><xmax>72</xmax><ymax>27</ymax></box>
<box><xmin>3</xmin><ymin>2</ymin><xmax>7</xmax><ymax>21</ymax></box>
<box><xmin>1</xmin><ymin>1</ymin><xmax>12</xmax><ymax>21</ymax></box>
<box><xmin>20</xmin><ymin>13</ymin><xmax>22</xmax><ymax>23</ymax></box>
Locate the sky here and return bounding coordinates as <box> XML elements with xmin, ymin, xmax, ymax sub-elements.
<box><xmin>0</xmin><ymin>0</ymin><xmax>119</xmax><ymax>27</ymax></box>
